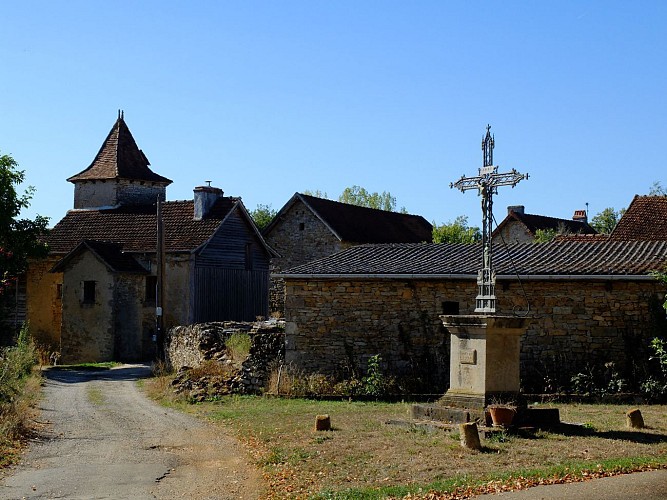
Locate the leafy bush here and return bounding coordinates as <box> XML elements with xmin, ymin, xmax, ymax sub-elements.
<box><xmin>0</xmin><ymin>324</ymin><xmax>39</xmax><ymax>451</ymax></box>
<box><xmin>640</xmin><ymin>337</ymin><xmax>667</xmax><ymax>402</ymax></box>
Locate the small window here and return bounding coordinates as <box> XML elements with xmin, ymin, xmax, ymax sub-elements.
<box><xmin>145</xmin><ymin>275</ymin><xmax>157</xmax><ymax>303</ymax></box>
<box><xmin>442</xmin><ymin>301</ymin><xmax>459</xmax><ymax>315</ymax></box>
<box><xmin>83</xmin><ymin>281</ymin><xmax>96</xmax><ymax>304</ymax></box>
<box><xmin>56</xmin><ymin>283</ymin><xmax>63</xmax><ymax>299</ymax></box>
<box><xmin>299</xmin><ymin>222</ymin><xmax>305</xmax><ymax>231</ymax></box>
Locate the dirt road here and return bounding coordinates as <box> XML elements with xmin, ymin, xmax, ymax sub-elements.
<box><xmin>0</xmin><ymin>364</ymin><xmax>263</xmax><ymax>500</ymax></box>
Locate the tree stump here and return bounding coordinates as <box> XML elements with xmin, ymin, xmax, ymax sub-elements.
<box><xmin>626</xmin><ymin>408</ymin><xmax>644</xmax><ymax>429</ymax></box>
<box><xmin>315</xmin><ymin>414</ymin><xmax>331</xmax><ymax>431</ymax></box>
<box><xmin>459</xmin><ymin>422</ymin><xmax>481</xmax><ymax>451</ymax></box>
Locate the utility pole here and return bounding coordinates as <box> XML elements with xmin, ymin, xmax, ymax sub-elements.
<box><xmin>450</xmin><ymin>125</ymin><xmax>528</xmax><ymax>313</ymax></box>
<box><xmin>155</xmin><ymin>195</ymin><xmax>165</xmax><ymax>359</ymax></box>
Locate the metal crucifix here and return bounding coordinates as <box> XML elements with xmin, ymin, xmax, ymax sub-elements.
<box><xmin>450</xmin><ymin>125</ymin><xmax>528</xmax><ymax>314</ymax></box>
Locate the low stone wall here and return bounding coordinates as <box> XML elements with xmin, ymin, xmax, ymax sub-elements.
<box><xmin>165</xmin><ymin>320</ymin><xmax>285</xmax><ymax>394</ymax></box>
<box><xmin>283</xmin><ymin>277</ymin><xmax>666</xmax><ymax>394</ymax></box>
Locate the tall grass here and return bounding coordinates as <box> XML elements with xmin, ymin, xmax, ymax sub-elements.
<box><xmin>0</xmin><ymin>325</ymin><xmax>39</xmax><ymax>465</ymax></box>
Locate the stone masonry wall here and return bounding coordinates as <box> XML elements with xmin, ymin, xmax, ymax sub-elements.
<box><xmin>284</xmin><ymin>278</ymin><xmax>666</xmax><ymax>393</ymax></box>
<box><xmin>165</xmin><ymin>320</ymin><xmax>285</xmax><ymax>394</ymax></box>
<box><xmin>265</xmin><ymin>199</ymin><xmax>347</xmax><ymax>314</ymax></box>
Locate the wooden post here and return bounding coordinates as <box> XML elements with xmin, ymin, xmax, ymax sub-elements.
<box><xmin>626</xmin><ymin>408</ymin><xmax>644</xmax><ymax>429</ymax></box>
<box><xmin>459</xmin><ymin>422</ymin><xmax>482</xmax><ymax>451</ymax></box>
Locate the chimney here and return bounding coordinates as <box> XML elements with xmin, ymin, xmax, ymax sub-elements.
<box><xmin>508</xmin><ymin>205</ymin><xmax>524</xmax><ymax>215</ymax></box>
<box><xmin>193</xmin><ymin>184</ymin><xmax>223</xmax><ymax>220</ymax></box>
<box><xmin>572</xmin><ymin>209</ymin><xmax>588</xmax><ymax>224</ymax></box>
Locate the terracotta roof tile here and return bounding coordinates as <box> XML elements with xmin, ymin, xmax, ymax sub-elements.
<box><xmin>280</xmin><ymin>240</ymin><xmax>667</xmax><ymax>277</ymax></box>
<box><xmin>67</xmin><ymin>116</ymin><xmax>172</xmax><ymax>185</ymax></box>
<box><xmin>51</xmin><ymin>241</ymin><xmax>149</xmax><ymax>273</ymax></box>
<box><xmin>46</xmin><ymin>198</ymin><xmax>237</xmax><ymax>254</ymax></box>
<box><xmin>611</xmin><ymin>195</ymin><xmax>667</xmax><ymax>240</ymax></box>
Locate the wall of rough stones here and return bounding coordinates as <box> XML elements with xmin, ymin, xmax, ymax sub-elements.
<box><xmin>284</xmin><ymin>277</ymin><xmax>666</xmax><ymax>393</ymax></box>
<box><xmin>165</xmin><ymin>320</ymin><xmax>285</xmax><ymax>394</ymax></box>
<box><xmin>264</xmin><ymin>199</ymin><xmax>350</xmax><ymax>314</ymax></box>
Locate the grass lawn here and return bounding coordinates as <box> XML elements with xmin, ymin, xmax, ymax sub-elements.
<box><xmin>144</xmin><ymin>378</ymin><xmax>667</xmax><ymax>499</ymax></box>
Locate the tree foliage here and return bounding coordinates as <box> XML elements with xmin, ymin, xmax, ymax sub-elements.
<box><xmin>432</xmin><ymin>215</ymin><xmax>481</xmax><ymax>244</ymax></box>
<box><xmin>305</xmin><ymin>186</ymin><xmax>407</xmax><ymax>213</ymax></box>
<box><xmin>649</xmin><ymin>181</ymin><xmax>667</xmax><ymax>196</ymax></box>
<box><xmin>590</xmin><ymin>207</ymin><xmax>624</xmax><ymax>234</ymax></box>
<box><xmin>0</xmin><ymin>152</ymin><xmax>49</xmax><ymax>298</ymax></box>
<box><xmin>249</xmin><ymin>203</ymin><xmax>277</xmax><ymax>231</ymax></box>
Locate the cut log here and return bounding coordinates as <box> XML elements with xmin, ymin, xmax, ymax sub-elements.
<box><xmin>315</xmin><ymin>414</ymin><xmax>331</xmax><ymax>431</ymax></box>
<box><xmin>626</xmin><ymin>408</ymin><xmax>644</xmax><ymax>429</ymax></box>
<box><xmin>459</xmin><ymin>422</ymin><xmax>481</xmax><ymax>450</ymax></box>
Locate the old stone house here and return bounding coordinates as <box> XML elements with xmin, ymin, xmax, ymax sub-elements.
<box><xmin>278</xmin><ymin>239</ymin><xmax>667</xmax><ymax>393</ymax></box>
<box><xmin>493</xmin><ymin>205</ymin><xmax>596</xmax><ymax>243</ymax></box>
<box><xmin>27</xmin><ymin>114</ymin><xmax>275</xmax><ymax>363</ymax></box>
<box><xmin>263</xmin><ymin>192</ymin><xmax>432</xmax><ymax>313</ymax></box>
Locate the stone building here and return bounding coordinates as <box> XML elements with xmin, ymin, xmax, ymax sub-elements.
<box><xmin>492</xmin><ymin>205</ymin><xmax>596</xmax><ymax>243</ymax></box>
<box><xmin>27</xmin><ymin>113</ymin><xmax>275</xmax><ymax>363</ymax></box>
<box><xmin>263</xmin><ymin>192</ymin><xmax>432</xmax><ymax>313</ymax></box>
<box><xmin>278</xmin><ymin>240</ymin><xmax>667</xmax><ymax>393</ymax></box>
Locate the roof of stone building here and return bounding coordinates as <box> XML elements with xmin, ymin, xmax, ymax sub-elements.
<box><xmin>279</xmin><ymin>240</ymin><xmax>667</xmax><ymax>278</ymax></box>
<box><xmin>493</xmin><ymin>210</ymin><xmax>596</xmax><ymax>238</ymax></box>
<box><xmin>67</xmin><ymin>114</ymin><xmax>172</xmax><ymax>185</ymax></box>
<box><xmin>46</xmin><ymin>198</ymin><xmax>244</xmax><ymax>254</ymax></box>
<box><xmin>610</xmin><ymin>195</ymin><xmax>667</xmax><ymax>240</ymax></box>
<box><xmin>263</xmin><ymin>193</ymin><xmax>433</xmax><ymax>243</ymax></box>
<box><xmin>51</xmin><ymin>240</ymin><xmax>149</xmax><ymax>274</ymax></box>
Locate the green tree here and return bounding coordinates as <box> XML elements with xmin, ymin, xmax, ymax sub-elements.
<box><xmin>249</xmin><ymin>203</ymin><xmax>277</xmax><ymax>231</ymax></box>
<box><xmin>303</xmin><ymin>189</ymin><xmax>329</xmax><ymax>199</ymax></box>
<box><xmin>338</xmin><ymin>185</ymin><xmax>407</xmax><ymax>213</ymax></box>
<box><xmin>649</xmin><ymin>181</ymin><xmax>667</xmax><ymax>196</ymax></box>
<box><xmin>0</xmin><ymin>152</ymin><xmax>49</xmax><ymax>301</ymax></box>
<box><xmin>432</xmin><ymin>215</ymin><xmax>481</xmax><ymax>244</ymax></box>
<box><xmin>533</xmin><ymin>228</ymin><xmax>558</xmax><ymax>243</ymax></box>
<box><xmin>590</xmin><ymin>207</ymin><xmax>624</xmax><ymax>234</ymax></box>
<box><xmin>305</xmin><ymin>186</ymin><xmax>407</xmax><ymax>213</ymax></box>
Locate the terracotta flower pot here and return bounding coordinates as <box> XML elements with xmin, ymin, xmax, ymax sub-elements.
<box><xmin>488</xmin><ymin>406</ymin><xmax>516</xmax><ymax>428</ymax></box>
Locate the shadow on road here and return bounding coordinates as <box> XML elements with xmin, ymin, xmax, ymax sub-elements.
<box><xmin>41</xmin><ymin>364</ymin><xmax>153</xmax><ymax>384</ymax></box>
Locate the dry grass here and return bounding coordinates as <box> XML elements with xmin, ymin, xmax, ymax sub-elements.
<box><xmin>142</xmin><ymin>375</ymin><xmax>667</xmax><ymax>499</ymax></box>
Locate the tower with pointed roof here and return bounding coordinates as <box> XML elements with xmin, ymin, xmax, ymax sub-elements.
<box><xmin>67</xmin><ymin>111</ymin><xmax>172</xmax><ymax>209</ymax></box>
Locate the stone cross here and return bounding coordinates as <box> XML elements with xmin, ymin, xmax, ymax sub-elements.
<box><xmin>450</xmin><ymin>125</ymin><xmax>528</xmax><ymax>313</ymax></box>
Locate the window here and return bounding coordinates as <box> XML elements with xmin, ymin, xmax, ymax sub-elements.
<box><xmin>56</xmin><ymin>283</ymin><xmax>63</xmax><ymax>299</ymax></box>
<box><xmin>83</xmin><ymin>281</ymin><xmax>96</xmax><ymax>304</ymax></box>
<box><xmin>299</xmin><ymin>222</ymin><xmax>305</xmax><ymax>231</ymax></box>
<box><xmin>145</xmin><ymin>275</ymin><xmax>157</xmax><ymax>303</ymax></box>
<box><xmin>442</xmin><ymin>301</ymin><xmax>459</xmax><ymax>315</ymax></box>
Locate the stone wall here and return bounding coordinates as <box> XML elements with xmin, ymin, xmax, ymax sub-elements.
<box><xmin>265</xmin><ymin>199</ymin><xmax>347</xmax><ymax>314</ymax></box>
<box><xmin>26</xmin><ymin>256</ymin><xmax>62</xmax><ymax>350</ymax></box>
<box><xmin>284</xmin><ymin>277</ymin><xmax>666</xmax><ymax>393</ymax></box>
<box><xmin>165</xmin><ymin>320</ymin><xmax>285</xmax><ymax>394</ymax></box>
<box><xmin>495</xmin><ymin>221</ymin><xmax>533</xmax><ymax>244</ymax></box>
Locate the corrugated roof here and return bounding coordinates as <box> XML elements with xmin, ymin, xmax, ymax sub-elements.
<box><xmin>264</xmin><ymin>193</ymin><xmax>432</xmax><ymax>243</ymax></box>
<box><xmin>67</xmin><ymin>115</ymin><xmax>172</xmax><ymax>185</ymax></box>
<box><xmin>280</xmin><ymin>240</ymin><xmax>667</xmax><ymax>277</ymax></box>
<box><xmin>611</xmin><ymin>195</ymin><xmax>667</xmax><ymax>241</ymax></box>
<box><xmin>46</xmin><ymin>198</ymin><xmax>238</xmax><ymax>254</ymax></box>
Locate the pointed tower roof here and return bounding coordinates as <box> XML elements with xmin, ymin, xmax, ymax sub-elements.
<box><xmin>67</xmin><ymin>111</ymin><xmax>172</xmax><ymax>185</ymax></box>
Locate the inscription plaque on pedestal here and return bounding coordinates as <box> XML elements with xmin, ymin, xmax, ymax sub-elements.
<box><xmin>460</xmin><ymin>348</ymin><xmax>477</xmax><ymax>365</ymax></box>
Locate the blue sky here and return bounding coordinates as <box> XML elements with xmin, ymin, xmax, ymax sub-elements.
<box><xmin>1</xmin><ymin>1</ymin><xmax>665</xmax><ymax>229</ymax></box>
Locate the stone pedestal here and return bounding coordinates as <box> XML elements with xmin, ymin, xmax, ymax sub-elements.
<box><xmin>439</xmin><ymin>314</ymin><xmax>527</xmax><ymax>410</ymax></box>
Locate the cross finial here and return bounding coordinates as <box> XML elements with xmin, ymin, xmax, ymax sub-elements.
<box><xmin>482</xmin><ymin>124</ymin><xmax>494</xmax><ymax>168</ymax></box>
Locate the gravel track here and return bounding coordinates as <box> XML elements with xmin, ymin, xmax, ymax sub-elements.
<box><xmin>0</xmin><ymin>364</ymin><xmax>262</xmax><ymax>500</ymax></box>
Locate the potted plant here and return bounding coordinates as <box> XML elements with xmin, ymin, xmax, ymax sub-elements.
<box><xmin>487</xmin><ymin>402</ymin><xmax>517</xmax><ymax>428</ymax></box>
